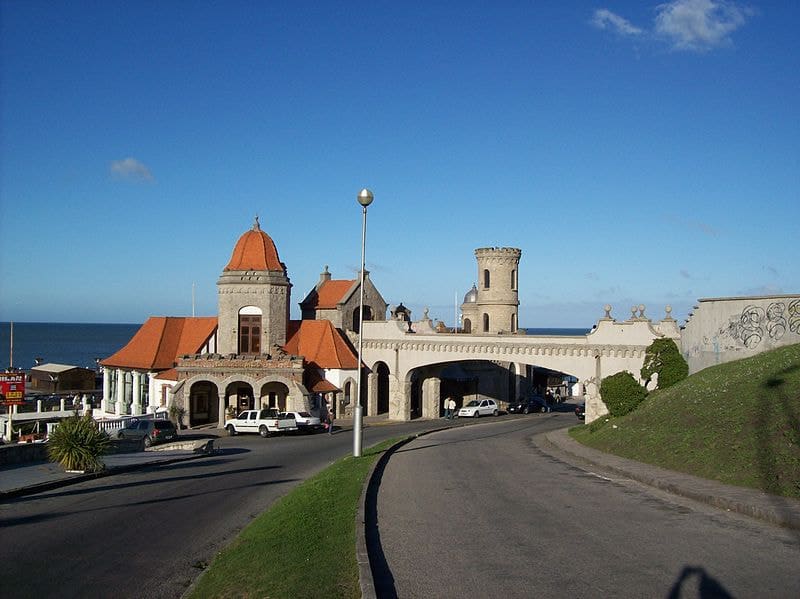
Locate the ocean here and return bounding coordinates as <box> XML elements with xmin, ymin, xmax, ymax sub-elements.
<box><xmin>0</xmin><ymin>322</ymin><xmax>142</xmax><ymax>371</ymax></box>
<box><xmin>0</xmin><ymin>322</ymin><xmax>589</xmax><ymax>372</ymax></box>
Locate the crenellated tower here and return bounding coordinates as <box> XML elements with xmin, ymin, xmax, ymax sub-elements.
<box><xmin>473</xmin><ymin>247</ymin><xmax>522</xmax><ymax>334</ymax></box>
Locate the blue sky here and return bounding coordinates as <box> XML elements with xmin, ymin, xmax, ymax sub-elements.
<box><xmin>1</xmin><ymin>0</ymin><xmax>798</xmax><ymax>328</ymax></box>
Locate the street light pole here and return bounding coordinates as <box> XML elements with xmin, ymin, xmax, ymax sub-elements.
<box><xmin>354</xmin><ymin>188</ymin><xmax>373</xmax><ymax>458</ymax></box>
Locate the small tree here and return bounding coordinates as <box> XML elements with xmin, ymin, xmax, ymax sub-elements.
<box><xmin>641</xmin><ymin>338</ymin><xmax>688</xmax><ymax>390</ymax></box>
<box><xmin>48</xmin><ymin>413</ymin><xmax>110</xmax><ymax>472</ymax></box>
<box><xmin>169</xmin><ymin>403</ymin><xmax>187</xmax><ymax>429</ymax></box>
<box><xmin>600</xmin><ymin>371</ymin><xmax>647</xmax><ymax>417</ymax></box>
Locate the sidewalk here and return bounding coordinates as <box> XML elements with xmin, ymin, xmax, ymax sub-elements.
<box><xmin>0</xmin><ymin>440</ymin><xmax>216</xmax><ymax>499</ymax></box>
<box><xmin>539</xmin><ymin>426</ymin><xmax>800</xmax><ymax>530</ymax></box>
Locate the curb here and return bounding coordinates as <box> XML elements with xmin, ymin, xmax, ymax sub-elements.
<box><xmin>537</xmin><ymin>427</ymin><xmax>800</xmax><ymax>531</ymax></box>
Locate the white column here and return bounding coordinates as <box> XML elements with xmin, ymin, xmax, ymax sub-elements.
<box><xmin>366</xmin><ymin>372</ymin><xmax>378</xmax><ymax>416</ymax></box>
<box><xmin>148</xmin><ymin>373</ymin><xmax>158</xmax><ymax>412</ymax></box>
<box><xmin>115</xmin><ymin>368</ymin><xmax>125</xmax><ymax>416</ymax></box>
<box><xmin>132</xmin><ymin>371</ymin><xmax>142</xmax><ymax>415</ymax></box>
<box><xmin>102</xmin><ymin>368</ymin><xmax>111</xmax><ymax>413</ymax></box>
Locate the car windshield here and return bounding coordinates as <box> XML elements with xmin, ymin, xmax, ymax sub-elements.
<box><xmin>465</xmin><ymin>400</ymin><xmax>479</xmax><ymax>407</ymax></box>
<box><xmin>297</xmin><ymin>412</ymin><xmax>312</xmax><ymax>417</ymax></box>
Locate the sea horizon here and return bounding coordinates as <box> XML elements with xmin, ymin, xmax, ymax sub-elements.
<box><xmin>1</xmin><ymin>322</ymin><xmax>590</xmax><ymax>372</ymax></box>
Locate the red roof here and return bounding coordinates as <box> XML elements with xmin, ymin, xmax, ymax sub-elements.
<box><xmin>101</xmin><ymin>317</ymin><xmax>217</xmax><ymax>370</ymax></box>
<box><xmin>224</xmin><ymin>220</ymin><xmax>283</xmax><ymax>272</ymax></box>
<box><xmin>284</xmin><ymin>320</ymin><xmax>358</xmax><ymax>369</ymax></box>
<box><xmin>312</xmin><ymin>279</ymin><xmax>356</xmax><ymax>309</ymax></box>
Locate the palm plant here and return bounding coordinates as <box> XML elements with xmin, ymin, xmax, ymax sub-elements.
<box><xmin>48</xmin><ymin>413</ymin><xmax>110</xmax><ymax>472</ymax></box>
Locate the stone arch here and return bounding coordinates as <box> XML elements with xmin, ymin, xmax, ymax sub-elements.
<box><xmin>225</xmin><ymin>380</ymin><xmax>255</xmax><ymax>413</ymax></box>
<box><xmin>259</xmin><ymin>381</ymin><xmax>290</xmax><ymax>411</ymax></box>
<box><xmin>463</xmin><ymin>318</ymin><xmax>472</xmax><ymax>333</ymax></box>
<box><xmin>352</xmin><ymin>305</ymin><xmax>373</xmax><ymax>334</ymax></box>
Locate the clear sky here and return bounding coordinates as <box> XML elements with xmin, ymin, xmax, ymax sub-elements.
<box><xmin>1</xmin><ymin>0</ymin><xmax>798</xmax><ymax>329</ymax></box>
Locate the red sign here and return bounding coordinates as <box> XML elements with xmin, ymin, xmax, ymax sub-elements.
<box><xmin>0</xmin><ymin>372</ymin><xmax>26</xmax><ymax>405</ymax></box>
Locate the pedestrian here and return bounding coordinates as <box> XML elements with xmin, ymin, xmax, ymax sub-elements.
<box><xmin>448</xmin><ymin>397</ymin><xmax>457</xmax><ymax>419</ymax></box>
<box><xmin>443</xmin><ymin>396</ymin><xmax>451</xmax><ymax>419</ymax></box>
<box><xmin>328</xmin><ymin>409</ymin><xmax>335</xmax><ymax>435</ymax></box>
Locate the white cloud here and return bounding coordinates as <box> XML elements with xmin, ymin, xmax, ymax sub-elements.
<box><xmin>110</xmin><ymin>157</ymin><xmax>154</xmax><ymax>182</ymax></box>
<box><xmin>591</xmin><ymin>9</ymin><xmax>643</xmax><ymax>36</ymax></box>
<box><xmin>654</xmin><ymin>0</ymin><xmax>750</xmax><ymax>51</ymax></box>
<box><xmin>591</xmin><ymin>1</ymin><xmax>751</xmax><ymax>52</ymax></box>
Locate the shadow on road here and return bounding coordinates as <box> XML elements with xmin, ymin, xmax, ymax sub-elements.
<box><xmin>667</xmin><ymin>565</ymin><xmax>733</xmax><ymax>598</ymax></box>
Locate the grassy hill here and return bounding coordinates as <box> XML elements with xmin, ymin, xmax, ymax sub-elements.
<box><xmin>570</xmin><ymin>343</ymin><xmax>800</xmax><ymax>499</ymax></box>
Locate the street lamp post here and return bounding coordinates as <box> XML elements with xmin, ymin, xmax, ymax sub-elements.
<box><xmin>354</xmin><ymin>188</ymin><xmax>373</xmax><ymax>457</ymax></box>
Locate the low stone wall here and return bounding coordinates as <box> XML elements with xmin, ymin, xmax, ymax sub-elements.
<box><xmin>0</xmin><ymin>442</ymin><xmax>48</xmax><ymax>466</ymax></box>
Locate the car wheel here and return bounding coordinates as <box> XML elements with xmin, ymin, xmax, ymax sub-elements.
<box><xmin>540</xmin><ymin>406</ymin><xmax>547</xmax><ymax>413</ymax></box>
<box><xmin>523</xmin><ymin>406</ymin><xmax>530</xmax><ymax>414</ymax></box>
<box><xmin>473</xmin><ymin>411</ymin><xmax>480</xmax><ymax>418</ymax></box>
<box><xmin>226</xmin><ymin>424</ymin><xmax>236</xmax><ymax>436</ymax></box>
<box><xmin>492</xmin><ymin>409</ymin><xmax>498</xmax><ymax>416</ymax></box>
<box><xmin>259</xmin><ymin>425</ymin><xmax>271</xmax><ymax>438</ymax></box>
<box><xmin>143</xmin><ymin>436</ymin><xmax>152</xmax><ymax>448</ymax></box>
<box><xmin>117</xmin><ymin>431</ymin><xmax>125</xmax><ymax>439</ymax></box>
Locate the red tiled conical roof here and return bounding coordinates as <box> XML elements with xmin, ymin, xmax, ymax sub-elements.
<box><xmin>224</xmin><ymin>217</ymin><xmax>283</xmax><ymax>272</ymax></box>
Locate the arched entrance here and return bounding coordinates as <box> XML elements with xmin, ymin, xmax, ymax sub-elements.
<box><xmin>410</xmin><ymin>371</ymin><xmax>422</xmax><ymax>419</ymax></box>
<box><xmin>188</xmin><ymin>381</ymin><xmax>220</xmax><ymax>427</ymax></box>
<box><xmin>376</xmin><ymin>362</ymin><xmax>390</xmax><ymax>414</ymax></box>
<box><xmin>260</xmin><ymin>381</ymin><xmax>289</xmax><ymax>411</ymax></box>
<box><xmin>226</xmin><ymin>381</ymin><xmax>254</xmax><ymax>415</ymax></box>
<box><xmin>352</xmin><ymin>305</ymin><xmax>373</xmax><ymax>333</ymax></box>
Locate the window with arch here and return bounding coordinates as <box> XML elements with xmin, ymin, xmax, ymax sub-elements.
<box><xmin>483</xmin><ymin>269</ymin><xmax>490</xmax><ymax>289</ymax></box>
<box><xmin>483</xmin><ymin>313</ymin><xmax>490</xmax><ymax>332</ymax></box>
<box><xmin>238</xmin><ymin>307</ymin><xmax>262</xmax><ymax>355</ymax></box>
<box><xmin>511</xmin><ymin>269</ymin><xmax>517</xmax><ymax>290</ymax></box>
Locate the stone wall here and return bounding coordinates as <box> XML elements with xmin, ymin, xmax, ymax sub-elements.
<box><xmin>681</xmin><ymin>295</ymin><xmax>800</xmax><ymax>374</ymax></box>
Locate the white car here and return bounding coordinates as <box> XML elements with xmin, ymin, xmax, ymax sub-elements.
<box><xmin>279</xmin><ymin>411</ymin><xmax>323</xmax><ymax>433</ymax></box>
<box><xmin>458</xmin><ymin>398</ymin><xmax>499</xmax><ymax>418</ymax></box>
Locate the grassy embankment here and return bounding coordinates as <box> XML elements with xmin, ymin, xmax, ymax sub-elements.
<box><xmin>571</xmin><ymin>343</ymin><xmax>800</xmax><ymax>498</ymax></box>
<box><xmin>189</xmin><ymin>437</ymin><xmax>402</xmax><ymax>599</ymax></box>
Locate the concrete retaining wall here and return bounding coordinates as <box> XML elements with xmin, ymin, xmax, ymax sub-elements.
<box><xmin>682</xmin><ymin>295</ymin><xmax>800</xmax><ymax>374</ymax></box>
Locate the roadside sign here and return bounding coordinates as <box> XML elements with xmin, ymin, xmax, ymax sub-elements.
<box><xmin>0</xmin><ymin>372</ymin><xmax>26</xmax><ymax>405</ymax></box>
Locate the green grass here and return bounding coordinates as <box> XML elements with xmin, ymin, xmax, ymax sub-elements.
<box><xmin>189</xmin><ymin>437</ymin><xmax>403</xmax><ymax>599</ymax></box>
<box><xmin>571</xmin><ymin>343</ymin><xmax>800</xmax><ymax>498</ymax></box>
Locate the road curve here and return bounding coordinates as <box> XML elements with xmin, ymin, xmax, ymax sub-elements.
<box><xmin>372</xmin><ymin>416</ymin><xmax>800</xmax><ymax>599</ymax></box>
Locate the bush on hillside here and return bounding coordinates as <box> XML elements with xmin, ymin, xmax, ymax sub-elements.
<box><xmin>640</xmin><ymin>338</ymin><xmax>688</xmax><ymax>390</ymax></box>
<box><xmin>600</xmin><ymin>371</ymin><xmax>648</xmax><ymax>417</ymax></box>
<box><xmin>48</xmin><ymin>413</ymin><xmax>110</xmax><ymax>472</ymax></box>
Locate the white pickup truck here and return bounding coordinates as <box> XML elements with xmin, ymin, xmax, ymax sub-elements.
<box><xmin>224</xmin><ymin>409</ymin><xmax>298</xmax><ymax>437</ymax></box>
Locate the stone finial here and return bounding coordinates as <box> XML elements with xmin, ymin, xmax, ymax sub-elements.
<box><xmin>423</xmin><ymin>307</ymin><xmax>430</xmax><ymax>321</ymax></box>
<box><xmin>253</xmin><ymin>215</ymin><xmax>260</xmax><ymax>231</ymax></box>
<box><xmin>638</xmin><ymin>304</ymin><xmax>646</xmax><ymax>319</ymax></box>
<box><xmin>603</xmin><ymin>304</ymin><xmax>613</xmax><ymax>319</ymax></box>
<box><xmin>664</xmin><ymin>305</ymin><xmax>674</xmax><ymax>320</ymax></box>
<box><xmin>631</xmin><ymin>305</ymin><xmax>638</xmax><ymax>319</ymax></box>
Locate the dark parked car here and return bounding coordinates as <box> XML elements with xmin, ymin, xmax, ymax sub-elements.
<box><xmin>117</xmin><ymin>419</ymin><xmax>178</xmax><ymax>447</ymax></box>
<box><xmin>575</xmin><ymin>403</ymin><xmax>586</xmax><ymax>419</ymax></box>
<box><xmin>508</xmin><ymin>395</ymin><xmax>549</xmax><ymax>414</ymax></box>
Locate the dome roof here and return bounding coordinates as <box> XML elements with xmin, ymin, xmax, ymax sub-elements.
<box><xmin>463</xmin><ymin>284</ymin><xmax>478</xmax><ymax>304</ymax></box>
<box><xmin>224</xmin><ymin>217</ymin><xmax>284</xmax><ymax>272</ymax></box>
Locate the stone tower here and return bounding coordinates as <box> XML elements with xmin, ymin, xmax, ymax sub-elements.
<box><xmin>217</xmin><ymin>218</ymin><xmax>292</xmax><ymax>355</ymax></box>
<box><xmin>473</xmin><ymin>247</ymin><xmax>521</xmax><ymax>334</ymax></box>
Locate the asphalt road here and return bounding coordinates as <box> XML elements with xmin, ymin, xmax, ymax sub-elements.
<box><xmin>0</xmin><ymin>420</ymin><xmax>448</xmax><ymax>599</ymax></box>
<box><xmin>374</xmin><ymin>416</ymin><xmax>800</xmax><ymax>599</ymax></box>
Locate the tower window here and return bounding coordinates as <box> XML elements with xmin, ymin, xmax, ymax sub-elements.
<box><xmin>483</xmin><ymin>313</ymin><xmax>490</xmax><ymax>332</ymax></box>
<box><xmin>483</xmin><ymin>269</ymin><xmax>490</xmax><ymax>289</ymax></box>
<box><xmin>511</xmin><ymin>269</ymin><xmax>517</xmax><ymax>290</ymax></box>
<box><xmin>239</xmin><ymin>314</ymin><xmax>261</xmax><ymax>354</ymax></box>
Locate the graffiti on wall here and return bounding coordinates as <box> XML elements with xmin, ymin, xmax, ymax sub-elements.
<box><xmin>717</xmin><ymin>300</ymin><xmax>800</xmax><ymax>349</ymax></box>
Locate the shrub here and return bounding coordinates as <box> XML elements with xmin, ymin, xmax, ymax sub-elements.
<box><xmin>640</xmin><ymin>338</ymin><xmax>688</xmax><ymax>390</ymax></box>
<box><xmin>600</xmin><ymin>371</ymin><xmax>647</xmax><ymax>417</ymax></box>
<box><xmin>169</xmin><ymin>403</ymin><xmax>186</xmax><ymax>429</ymax></box>
<box><xmin>48</xmin><ymin>413</ymin><xmax>110</xmax><ymax>472</ymax></box>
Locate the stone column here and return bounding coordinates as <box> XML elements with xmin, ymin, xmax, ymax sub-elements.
<box><xmin>367</xmin><ymin>372</ymin><xmax>378</xmax><ymax>416</ymax></box>
<box><xmin>422</xmin><ymin>376</ymin><xmax>441</xmax><ymax>419</ymax></box>
<box><xmin>132</xmin><ymin>371</ymin><xmax>142</xmax><ymax>415</ymax></box>
<box><xmin>115</xmin><ymin>368</ymin><xmax>125</xmax><ymax>416</ymax></box>
<box><xmin>102</xmin><ymin>368</ymin><xmax>111</xmax><ymax>413</ymax></box>
<box><xmin>388</xmin><ymin>376</ymin><xmax>410</xmax><ymax>421</ymax></box>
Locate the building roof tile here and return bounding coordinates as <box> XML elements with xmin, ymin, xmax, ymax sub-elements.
<box><xmin>284</xmin><ymin>320</ymin><xmax>358</xmax><ymax>370</ymax></box>
<box><xmin>224</xmin><ymin>219</ymin><xmax>283</xmax><ymax>272</ymax></box>
<box><xmin>101</xmin><ymin>317</ymin><xmax>217</xmax><ymax>370</ymax></box>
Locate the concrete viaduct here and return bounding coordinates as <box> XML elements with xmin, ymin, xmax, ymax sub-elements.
<box><xmin>358</xmin><ymin>306</ymin><xmax>682</xmax><ymax>423</ymax></box>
